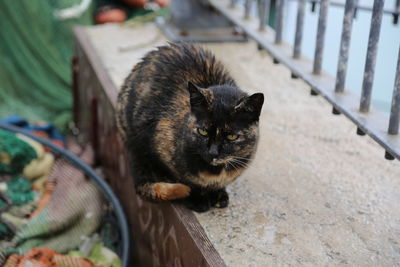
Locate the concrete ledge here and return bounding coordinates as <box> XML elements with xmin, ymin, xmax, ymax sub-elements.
<box><xmin>73</xmin><ymin>26</ymin><xmax>226</xmax><ymax>266</ymax></box>
<box><xmin>83</xmin><ymin>23</ymin><xmax>400</xmax><ymax>266</ymax></box>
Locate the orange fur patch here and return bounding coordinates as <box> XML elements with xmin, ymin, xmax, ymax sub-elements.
<box><xmin>154</xmin><ymin>119</ymin><xmax>175</xmax><ymax>162</ymax></box>
<box><xmin>197</xmin><ymin>168</ymin><xmax>243</xmax><ymax>188</ymax></box>
<box><xmin>153</xmin><ymin>182</ymin><xmax>191</xmax><ymax>200</ymax></box>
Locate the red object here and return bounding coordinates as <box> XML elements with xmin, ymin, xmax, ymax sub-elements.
<box><xmin>95</xmin><ymin>8</ymin><xmax>127</xmax><ymax>24</ymax></box>
<box><xmin>122</xmin><ymin>0</ymin><xmax>147</xmax><ymax>8</ymax></box>
<box><xmin>155</xmin><ymin>0</ymin><xmax>169</xmax><ymax>7</ymax></box>
<box><xmin>32</xmin><ymin>130</ymin><xmax>49</xmax><ymax>139</ymax></box>
<box><xmin>122</xmin><ymin>0</ymin><xmax>169</xmax><ymax>7</ymax></box>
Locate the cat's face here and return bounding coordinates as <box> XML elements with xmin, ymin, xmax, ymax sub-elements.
<box><xmin>187</xmin><ymin>82</ymin><xmax>264</xmax><ymax>169</ymax></box>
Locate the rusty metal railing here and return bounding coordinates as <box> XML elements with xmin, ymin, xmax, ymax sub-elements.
<box><xmin>307</xmin><ymin>0</ymin><xmax>400</xmax><ymax>24</ymax></box>
<box><xmin>208</xmin><ymin>0</ymin><xmax>400</xmax><ymax>160</ymax></box>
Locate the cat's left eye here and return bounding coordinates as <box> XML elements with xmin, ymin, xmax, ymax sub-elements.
<box><xmin>197</xmin><ymin>128</ymin><xmax>208</xmax><ymax>136</ymax></box>
<box><xmin>226</xmin><ymin>134</ymin><xmax>238</xmax><ymax>141</ymax></box>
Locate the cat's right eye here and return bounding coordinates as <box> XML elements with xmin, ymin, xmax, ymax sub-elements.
<box><xmin>226</xmin><ymin>134</ymin><xmax>238</xmax><ymax>141</ymax></box>
<box><xmin>197</xmin><ymin>128</ymin><xmax>208</xmax><ymax>136</ymax></box>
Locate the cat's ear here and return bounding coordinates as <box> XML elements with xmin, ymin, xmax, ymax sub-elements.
<box><xmin>188</xmin><ymin>81</ymin><xmax>211</xmax><ymax>113</ymax></box>
<box><xmin>233</xmin><ymin>93</ymin><xmax>264</xmax><ymax>121</ymax></box>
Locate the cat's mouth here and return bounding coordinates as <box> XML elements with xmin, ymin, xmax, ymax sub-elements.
<box><xmin>209</xmin><ymin>157</ymin><xmax>249</xmax><ymax>168</ymax></box>
<box><xmin>210</xmin><ymin>158</ymin><xmax>228</xmax><ymax>166</ymax></box>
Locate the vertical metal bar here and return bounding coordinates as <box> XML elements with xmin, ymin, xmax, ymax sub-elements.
<box><xmin>388</xmin><ymin>45</ymin><xmax>400</xmax><ymax>135</ymax></box>
<box><xmin>393</xmin><ymin>0</ymin><xmax>400</xmax><ymax>24</ymax></box>
<box><xmin>258</xmin><ymin>0</ymin><xmax>270</xmax><ymax>31</ymax></box>
<box><xmin>230</xmin><ymin>0</ymin><xmax>237</xmax><ymax>8</ymax></box>
<box><xmin>311</xmin><ymin>0</ymin><xmax>317</xmax><ymax>12</ymax></box>
<box><xmin>335</xmin><ymin>0</ymin><xmax>356</xmax><ymax>93</ymax></box>
<box><xmin>353</xmin><ymin>0</ymin><xmax>359</xmax><ymax>18</ymax></box>
<box><xmin>244</xmin><ymin>0</ymin><xmax>252</xmax><ymax>19</ymax></box>
<box><xmin>313</xmin><ymin>0</ymin><xmax>330</xmax><ymax>74</ymax></box>
<box><xmin>359</xmin><ymin>0</ymin><xmax>385</xmax><ymax>113</ymax></box>
<box><xmin>293</xmin><ymin>0</ymin><xmax>306</xmax><ymax>59</ymax></box>
<box><xmin>275</xmin><ymin>0</ymin><xmax>285</xmax><ymax>44</ymax></box>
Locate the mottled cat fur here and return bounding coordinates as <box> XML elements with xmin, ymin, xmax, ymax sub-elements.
<box><xmin>117</xmin><ymin>43</ymin><xmax>264</xmax><ymax>212</ymax></box>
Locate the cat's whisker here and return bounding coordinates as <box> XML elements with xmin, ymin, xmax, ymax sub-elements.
<box><xmin>232</xmin><ymin>155</ymin><xmax>251</xmax><ymax>160</ymax></box>
<box><xmin>231</xmin><ymin>162</ymin><xmax>248</xmax><ymax>169</ymax></box>
<box><xmin>229</xmin><ymin>158</ymin><xmax>250</xmax><ymax>169</ymax></box>
<box><xmin>227</xmin><ymin>160</ymin><xmax>242</xmax><ymax>169</ymax></box>
<box><xmin>227</xmin><ymin>161</ymin><xmax>240</xmax><ymax>171</ymax></box>
<box><xmin>232</xmin><ymin>157</ymin><xmax>251</xmax><ymax>165</ymax></box>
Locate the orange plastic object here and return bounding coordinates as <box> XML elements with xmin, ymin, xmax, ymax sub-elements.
<box><xmin>4</xmin><ymin>248</ymin><xmax>95</xmax><ymax>267</ymax></box>
<box><xmin>30</xmin><ymin>182</ymin><xmax>55</xmax><ymax>218</ymax></box>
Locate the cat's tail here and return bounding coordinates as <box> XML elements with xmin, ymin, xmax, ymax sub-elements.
<box><xmin>136</xmin><ymin>182</ymin><xmax>191</xmax><ymax>201</ymax></box>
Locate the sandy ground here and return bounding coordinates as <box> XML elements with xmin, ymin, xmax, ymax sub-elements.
<box><xmin>86</xmin><ymin>23</ymin><xmax>400</xmax><ymax>267</ymax></box>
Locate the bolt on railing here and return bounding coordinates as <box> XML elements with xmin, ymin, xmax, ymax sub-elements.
<box><xmin>209</xmin><ymin>0</ymin><xmax>400</xmax><ymax>160</ymax></box>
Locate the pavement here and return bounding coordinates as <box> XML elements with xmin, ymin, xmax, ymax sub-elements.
<box><xmin>86</xmin><ymin>23</ymin><xmax>400</xmax><ymax>267</ymax></box>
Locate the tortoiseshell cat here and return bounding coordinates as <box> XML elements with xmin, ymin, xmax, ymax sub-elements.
<box><xmin>117</xmin><ymin>43</ymin><xmax>264</xmax><ymax>212</ymax></box>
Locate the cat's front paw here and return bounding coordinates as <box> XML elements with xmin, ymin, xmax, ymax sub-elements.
<box><xmin>186</xmin><ymin>201</ymin><xmax>212</xmax><ymax>213</ymax></box>
<box><xmin>214</xmin><ymin>191</ymin><xmax>229</xmax><ymax>208</ymax></box>
<box><xmin>210</xmin><ymin>188</ymin><xmax>229</xmax><ymax>208</ymax></box>
<box><xmin>153</xmin><ymin>182</ymin><xmax>191</xmax><ymax>201</ymax></box>
<box><xmin>182</xmin><ymin>187</ymin><xmax>229</xmax><ymax>212</ymax></box>
<box><xmin>182</xmin><ymin>189</ymin><xmax>212</xmax><ymax>212</ymax></box>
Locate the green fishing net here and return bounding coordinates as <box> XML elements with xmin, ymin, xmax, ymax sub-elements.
<box><xmin>0</xmin><ymin>176</ymin><xmax>35</xmax><ymax>239</ymax></box>
<box><xmin>0</xmin><ymin>130</ymin><xmax>37</xmax><ymax>175</ymax></box>
<box><xmin>5</xmin><ymin>176</ymin><xmax>35</xmax><ymax>206</ymax></box>
<box><xmin>0</xmin><ymin>0</ymin><xmax>94</xmax><ymax>131</ymax></box>
<box><xmin>0</xmin><ymin>129</ymin><xmax>37</xmax><ymax>239</ymax></box>
<box><xmin>0</xmin><ymin>224</ymin><xmax>11</xmax><ymax>240</ymax></box>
